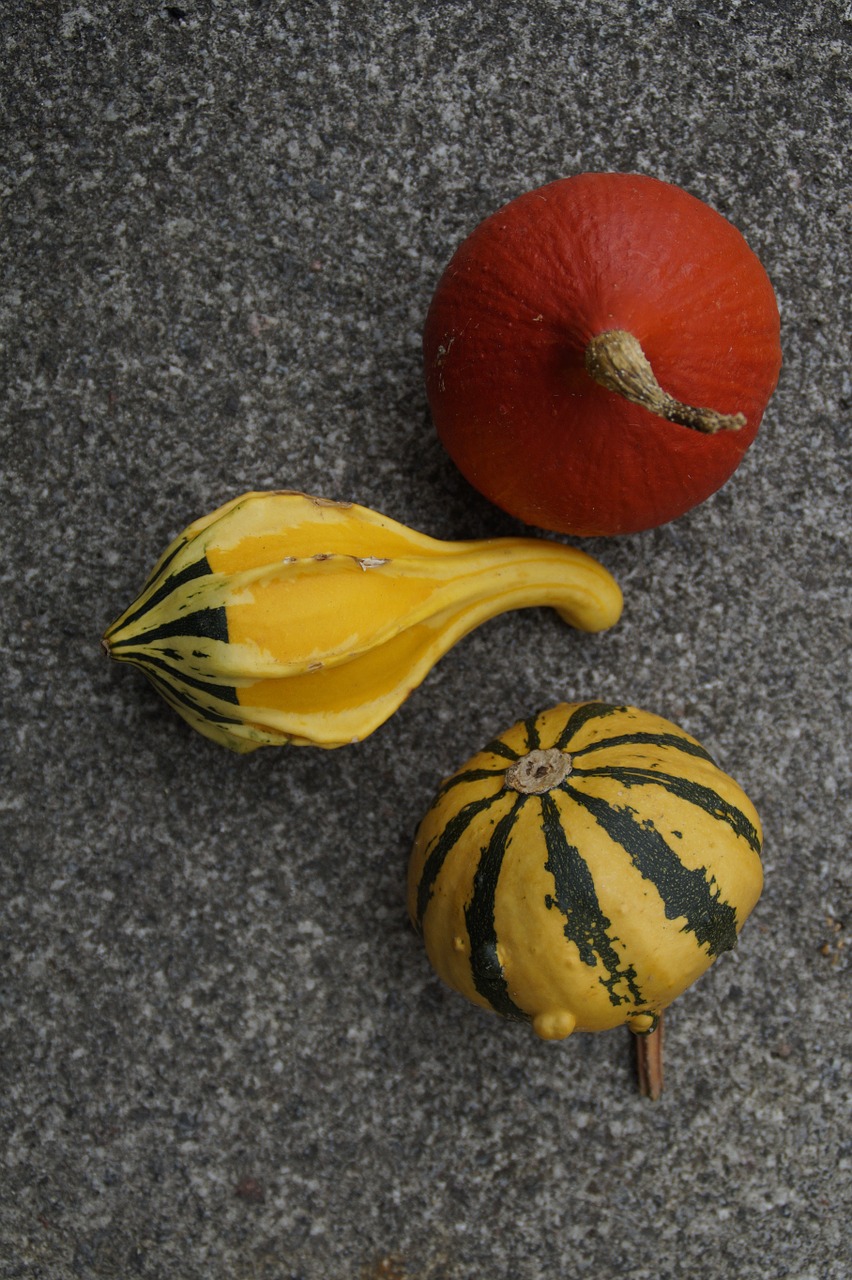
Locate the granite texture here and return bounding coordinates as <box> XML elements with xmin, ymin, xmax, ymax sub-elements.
<box><xmin>1</xmin><ymin>2</ymin><xmax>850</xmax><ymax>1278</ymax></box>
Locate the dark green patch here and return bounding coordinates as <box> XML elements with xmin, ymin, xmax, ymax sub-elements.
<box><xmin>138</xmin><ymin>536</ymin><xmax>188</xmax><ymax>594</ymax></box>
<box><xmin>570</xmin><ymin>731</ymin><xmax>716</xmax><ymax>766</ymax></box>
<box><xmin>574</xmin><ymin>764</ymin><xmax>761</xmax><ymax>853</ymax></box>
<box><xmin>540</xmin><ymin>792</ymin><xmax>643</xmax><ymax>1006</ymax></box>
<box><xmin>109</xmin><ymin>604</ymin><xmax>229</xmax><ymax>650</ymax></box>
<box><xmin>563</xmin><ymin>782</ymin><xmax>739</xmax><ymax>956</ymax></box>
<box><xmin>108</xmin><ymin>554</ymin><xmax>212</xmax><ymax>637</ymax></box>
<box><xmin>125</xmin><ymin>652</ymin><xmax>240</xmax><ymax>705</ymax></box>
<box><xmin>433</xmin><ymin>767</ymin><xmax>509</xmax><ymax>804</ymax></box>
<box><xmin>554</xmin><ymin>702</ymin><xmax>625</xmax><ymax>752</ymax></box>
<box><xmin>522</xmin><ymin>713</ymin><xmax>541</xmax><ymax>752</ymax></box>
<box><xmin>479</xmin><ymin>735</ymin><xmax>520</xmax><ymax>763</ymax></box>
<box><xmin>415</xmin><ymin>793</ymin><xmax>500</xmax><ymax>929</ymax></box>
<box><xmin>145</xmin><ymin>670</ymin><xmax>243</xmax><ymax>727</ymax></box>
<box><xmin>465</xmin><ymin>798</ymin><xmax>530</xmax><ymax>1021</ymax></box>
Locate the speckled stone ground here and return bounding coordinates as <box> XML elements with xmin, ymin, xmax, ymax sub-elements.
<box><xmin>2</xmin><ymin>3</ymin><xmax>850</xmax><ymax>1278</ymax></box>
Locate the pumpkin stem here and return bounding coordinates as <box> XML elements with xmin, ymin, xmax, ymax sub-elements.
<box><xmin>584</xmin><ymin>329</ymin><xmax>746</xmax><ymax>435</ymax></box>
<box><xmin>505</xmin><ymin>748</ymin><xmax>571</xmax><ymax>795</ymax></box>
<box><xmin>633</xmin><ymin>1010</ymin><xmax>665</xmax><ymax>1100</ymax></box>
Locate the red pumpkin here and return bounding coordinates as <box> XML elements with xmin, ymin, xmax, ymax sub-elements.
<box><xmin>423</xmin><ymin>173</ymin><xmax>782</xmax><ymax>536</ymax></box>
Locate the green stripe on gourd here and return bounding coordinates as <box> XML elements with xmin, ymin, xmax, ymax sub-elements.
<box><xmin>570</xmin><ymin>731</ymin><xmax>717</xmax><ymax>765</ymax></box>
<box><xmin>561</xmin><ymin>782</ymin><xmax>739</xmax><ymax>957</ymax></box>
<box><xmin>465</xmin><ymin>799</ymin><xmax>530</xmax><ymax>1022</ymax></box>
<box><xmin>572</xmin><ymin>765</ymin><xmax>761</xmax><ymax>853</ymax></box>
<box><xmin>407</xmin><ymin>701</ymin><xmax>763</xmax><ymax>1040</ymax></box>
<box><xmin>540</xmin><ymin>791</ymin><xmax>644</xmax><ymax>1006</ymax></box>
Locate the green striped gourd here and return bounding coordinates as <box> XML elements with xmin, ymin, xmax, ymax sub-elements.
<box><xmin>408</xmin><ymin>701</ymin><xmax>763</xmax><ymax>1039</ymax></box>
<box><xmin>102</xmin><ymin>492</ymin><xmax>622</xmax><ymax>752</ymax></box>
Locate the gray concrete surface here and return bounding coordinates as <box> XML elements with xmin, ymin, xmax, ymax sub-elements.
<box><xmin>2</xmin><ymin>3</ymin><xmax>850</xmax><ymax>1278</ymax></box>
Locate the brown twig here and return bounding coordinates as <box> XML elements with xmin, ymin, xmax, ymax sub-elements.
<box><xmin>634</xmin><ymin>1011</ymin><xmax>664</xmax><ymax>1100</ymax></box>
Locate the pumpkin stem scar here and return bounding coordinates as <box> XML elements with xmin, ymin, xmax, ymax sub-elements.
<box><xmin>505</xmin><ymin>748</ymin><xmax>571</xmax><ymax>794</ymax></box>
<box><xmin>584</xmin><ymin>329</ymin><xmax>747</xmax><ymax>435</ymax></box>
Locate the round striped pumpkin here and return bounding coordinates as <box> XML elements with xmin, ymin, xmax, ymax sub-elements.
<box><xmin>408</xmin><ymin>701</ymin><xmax>763</xmax><ymax>1040</ymax></box>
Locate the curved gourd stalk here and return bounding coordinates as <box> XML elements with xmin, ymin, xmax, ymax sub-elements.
<box><xmin>103</xmin><ymin>491</ymin><xmax>623</xmax><ymax>752</ymax></box>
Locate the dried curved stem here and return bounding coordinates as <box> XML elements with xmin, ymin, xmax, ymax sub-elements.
<box><xmin>585</xmin><ymin>329</ymin><xmax>746</xmax><ymax>435</ymax></box>
<box><xmin>634</xmin><ymin>1011</ymin><xmax>665</xmax><ymax>1100</ymax></box>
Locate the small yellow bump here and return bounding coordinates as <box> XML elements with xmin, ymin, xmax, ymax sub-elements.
<box><xmin>532</xmin><ymin>1010</ymin><xmax>577</xmax><ymax>1041</ymax></box>
<box><xmin>627</xmin><ymin>1012</ymin><xmax>659</xmax><ymax>1035</ymax></box>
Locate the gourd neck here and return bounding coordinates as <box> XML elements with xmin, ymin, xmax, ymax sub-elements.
<box><xmin>584</xmin><ymin>329</ymin><xmax>746</xmax><ymax>435</ymax></box>
<box><xmin>505</xmin><ymin>748</ymin><xmax>571</xmax><ymax>794</ymax></box>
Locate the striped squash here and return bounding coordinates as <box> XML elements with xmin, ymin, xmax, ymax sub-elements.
<box><xmin>408</xmin><ymin>701</ymin><xmax>763</xmax><ymax>1040</ymax></box>
<box><xmin>102</xmin><ymin>492</ymin><xmax>622</xmax><ymax>752</ymax></box>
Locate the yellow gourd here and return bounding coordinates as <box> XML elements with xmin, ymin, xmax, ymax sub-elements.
<box><xmin>409</xmin><ymin>701</ymin><xmax>763</xmax><ymax>1039</ymax></box>
<box><xmin>103</xmin><ymin>492</ymin><xmax>623</xmax><ymax>752</ymax></box>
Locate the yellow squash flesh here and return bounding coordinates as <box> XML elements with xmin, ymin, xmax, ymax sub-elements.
<box><xmin>103</xmin><ymin>493</ymin><xmax>623</xmax><ymax>752</ymax></box>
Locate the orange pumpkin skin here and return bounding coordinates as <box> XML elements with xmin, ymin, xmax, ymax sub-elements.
<box><xmin>424</xmin><ymin>173</ymin><xmax>782</xmax><ymax>536</ymax></box>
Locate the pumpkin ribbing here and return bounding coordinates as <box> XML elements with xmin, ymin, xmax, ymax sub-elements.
<box><xmin>424</xmin><ymin>172</ymin><xmax>782</xmax><ymax>536</ymax></box>
<box><xmin>408</xmin><ymin>702</ymin><xmax>763</xmax><ymax>1039</ymax></box>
